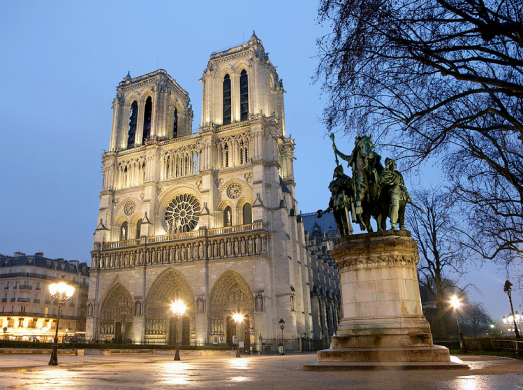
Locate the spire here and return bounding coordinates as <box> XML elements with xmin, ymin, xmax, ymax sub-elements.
<box><xmin>249</xmin><ymin>30</ymin><xmax>260</xmax><ymax>43</ymax></box>
<box><xmin>123</xmin><ymin>71</ymin><xmax>131</xmax><ymax>81</ymax></box>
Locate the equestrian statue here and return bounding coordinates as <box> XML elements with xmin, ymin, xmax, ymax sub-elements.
<box><xmin>318</xmin><ymin>134</ymin><xmax>421</xmax><ymax>236</ymax></box>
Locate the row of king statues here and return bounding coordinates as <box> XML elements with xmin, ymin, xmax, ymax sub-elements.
<box><xmin>318</xmin><ymin>134</ymin><xmax>417</xmax><ymax>236</ymax></box>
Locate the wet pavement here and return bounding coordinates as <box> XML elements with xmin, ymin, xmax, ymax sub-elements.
<box><xmin>0</xmin><ymin>353</ymin><xmax>522</xmax><ymax>389</ymax></box>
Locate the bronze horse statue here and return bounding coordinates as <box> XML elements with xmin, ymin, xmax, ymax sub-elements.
<box><xmin>333</xmin><ymin>135</ymin><xmax>389</xmax><ymax>232</ymax></box>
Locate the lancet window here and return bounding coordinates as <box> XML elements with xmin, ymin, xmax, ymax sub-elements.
<box><xmin>239</xmin><ymin>139</ymin><xmax>248</xmax><ymax>165</ymax></box>
<box><xmin>242</xmin><ymin>203</ymin><xmax>252</xmax><ymax>225</ymax></box>
<box><xmin>136</xmin><ymin>219</ymin><xmax>142</xmax><ymax>239</ymax></box>
<box><xmin>143</xmin><ymin>97</ymin><xmax>152</xmax><ymax>143</ymax></box>
<box><xmin>127</xmin><ymin>101</ymin><xmax>138</xmax><ymax>149</ymax></box>
<box><xmin>240</xmin><ymin>70</ymin><xmax>248</xmax><ymax>121</ymax></box>
<box><xmin>223</xmin><ymin>74</ymin><xmax>231</xmax><ymax>125</ymax></box>
<box><xmin>173</xmin><ymin>108</ymin><xmax>178</xmax><ymax>138</ymax></box>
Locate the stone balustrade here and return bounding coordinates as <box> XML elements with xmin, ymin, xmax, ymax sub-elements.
<box><xmin>91</xmin><ymin>223</ymin><xmax>269</xmax><ymax>271</ymax></box>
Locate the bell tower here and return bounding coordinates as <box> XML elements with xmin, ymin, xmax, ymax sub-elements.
<box><xmin>200</xmin><ymin>32</ymin><xmax>286</xmax><ymax>136</ymax></box>
<box><xmin>109</xmin><ymin>70</ymin><xmax>193</xmax><ymax>152</ymax></box>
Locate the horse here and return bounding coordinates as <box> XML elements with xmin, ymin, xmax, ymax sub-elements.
<box><xmin>348</xmin><ymin>136</ymin><xmax>388</xmax><ymax>232</ymax></box>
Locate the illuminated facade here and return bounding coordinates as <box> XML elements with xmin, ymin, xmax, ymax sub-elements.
<box><xmin>87</xmin><ymin>33</ymin><xmax>312</xmax><ymax>346</ymax></box>
<box><xmin>0</xmin><ymin>252</ymin><xmax>89</xmax><ymax>341</ymax></box>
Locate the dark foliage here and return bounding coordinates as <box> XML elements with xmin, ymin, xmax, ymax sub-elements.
<box><xmin>317</xmin><ymin>0</ymin><xmax>523</xmax><ymax>267</ymax></box>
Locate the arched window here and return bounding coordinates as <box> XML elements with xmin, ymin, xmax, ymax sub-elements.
<box><xmin>223</xmin><ymin>74</ymin><xmax>231</xmax><ymax>125</ymax></box>
<box><xmin>127</xmin><ymin>101</ymin><xmax>138</xmax><ymax>149</ymax></box>
<box><xmin>142</xmin><ymin>97</ymin><xmax>152</xmax><ymax>143</ymax></box>
<box><xmin>173</xmin><ymin>108</ymin><xmax>178</xmax><ymax>138</ymax></box>
<box><xmin>136</xmin><ymin>219</ymin><xmax>142</xmax><ymax>239</ymax></box>
<box><xmin>240</xmin><ymin>70</ymin><xmax>249</xmax><ymax>121</ymax></box>
<box><xmin>223</xmin><ymin>143</ymin><xmax>229</xmax><ymax>168</ymax></box>
<box><xmin>239</xmin><ymin>140</ymin><xmax>248</xmax><ymax>165</ymax></box>
<box><xmin>120</xmin><ymin>222</ymin><xmax>128</xmax><ymax>241</ymax></box>
<box><xmin>242</xmin><ymin>203</ymin><xmax>252</xmax><ymax>225</ymax></box>
<box><xmin>224</xmin><ymin>206</ymin><xmax>232</xmax><ymax>227</ymax></box>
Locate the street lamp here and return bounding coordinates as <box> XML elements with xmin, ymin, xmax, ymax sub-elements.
<box><xmin>450</xmin><ymin>295</ymin><xmax>467</xmax><ymax>354</ymax></box>
<box><xmin>48</xmin><ymin>277</ymin><xmax>75</xmax><ymax>366</ymax></box>
<box><xmin>171</xmin><ymin>300</ymin><xmax>185</xmax><ymax>361</ymax></box>
<box><xmin>503</xmin><ymin>280</ymin><xmax>520</xmax><ymax>340</ymax></box>
<box><xmin>279</xmin><ymin>318</ymin><xmax>285</xmax><ymax>355</ymax></box>
<box><xmin>233</xmin><ymin>313</ymin><xmax>243</xmax><ymax>358</ymax></box>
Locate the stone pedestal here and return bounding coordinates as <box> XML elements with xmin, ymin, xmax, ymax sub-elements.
<box><xmin>304</xmin><ymin>231</ymin><xmax>467</xmax><ymax>370</ymax></box>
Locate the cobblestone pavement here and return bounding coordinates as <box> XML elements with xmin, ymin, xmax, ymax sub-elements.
<box><xmin>0</xmin><ymin>353</ymin><xmax>522</xmax><ymax>389</ymax></box>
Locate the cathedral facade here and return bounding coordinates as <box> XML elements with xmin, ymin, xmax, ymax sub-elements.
<box><xmin>86</xmin><ymin>34</ymin><xmax>312</xmax><ymax>347</ymax></box>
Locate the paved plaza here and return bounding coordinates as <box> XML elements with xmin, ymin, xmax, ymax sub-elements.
<box><xmin>0</xmin><ymin>353</ymin><xmax>522</xmax><ymax>389</ymax></box>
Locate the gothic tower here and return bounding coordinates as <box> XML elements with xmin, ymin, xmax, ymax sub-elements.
<box><xmin>87</xmin><ymin>33</ymin><xmax>312</xmax><ymax>347</ymax></box>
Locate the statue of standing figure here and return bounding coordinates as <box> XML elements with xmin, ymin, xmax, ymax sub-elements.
<box><xmin>323</xmin><ymin>134</ymin><xmax>418</xmax><ymax>235</ymax></box>
<box><xmin>317</xmin><ymin>165</ymin><xmax>354</xmax><ymax>236</ymax></box>
<box><xmin>379</xmin><ymin>158</ymin><xmax>413</xmax><ymax>230</ymax></box>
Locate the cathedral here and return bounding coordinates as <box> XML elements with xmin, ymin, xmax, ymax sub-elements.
<box><xmin>86</xmin><ymin>33</ymin><xmax>313</xmax><ymax>347</ymax></box>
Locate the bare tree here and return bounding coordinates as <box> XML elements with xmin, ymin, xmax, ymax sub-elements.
<box><xmin>407</xmin><ymin>187</ymin><xmax>470</xmax><ymax>336</ymax></box>
<box><xmin>463</xmin><ymin>302</ymin><xmax>493</xmax><ymax>336</ymax></box>
<box><xmin>316</xmin><ymin>0</ymin><xmax>523</xmax><ymax>267</ymax></box>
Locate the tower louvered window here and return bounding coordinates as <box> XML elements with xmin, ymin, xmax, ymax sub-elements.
<box><xmin>240</xmin><ymin>70</ymin><xmax>248</xmax><ymax>121</ymax></box>
<box><xmin>142</xmin><ymin>97</ymin><xmax>152</xmax><ymax>143</ymax></box>
<box><xmin>173</xmin><ymin>108</ymin><xmax>178</xmax><ymax>138</ymax></box>
<box><xmin>127</xmin><ymin>101</ymin><xmax>138</xmax><ymax>149</ymax></box>
<box><xmin>223</xmin><ymin>74</ymin><xmax>231</xmax><ymax>125</ymax></box>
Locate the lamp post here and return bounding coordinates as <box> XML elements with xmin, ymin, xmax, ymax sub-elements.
<box><xmin>503</xmin><ymin>280</ymin><xmax>520</xmax><ymax>340</ymax></box>
<box><xmin>450</xmin><ymin>295</ymin><xmax>467</xmax><ymax>354</ymax></box>
<box><xmin>279</xmin><ymin>318</ymin><xmax>285</xmax><ymax>355</ymax></box>
<box><xmin>171</xmin><ymin>300</ymin><xmax>185</xmax><ymax>361</ymax></box>
<box><xmin>233</xmin><ymin>313</ymin><xmax>243</xmax><ymax>358</ymax></box>
<box><xmin>48</xmin><ymin>277</ymin><xmax>75</xmax><ymax>366</ymax></box>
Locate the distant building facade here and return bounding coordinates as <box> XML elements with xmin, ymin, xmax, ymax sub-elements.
<box><xmin>87</xmin><ymin>34</ymin><xmax>312</xmax><ymax>347</ymax></box>
<box><xmin>0</xmin><ymin>252</ymin><xmax>89</xmax><ymax>341</ymax></box>
<box><xmin>302</xmin><ymin>212</ymin><xmax>341</xmax><ymax>339</ymax></box>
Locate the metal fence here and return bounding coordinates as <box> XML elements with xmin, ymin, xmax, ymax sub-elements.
<box><xmin>98</xmin><ymin>337</ymin><xmax>332</xmax><ymax>353</ymax></box>
<box><xmin>433</xmin><ymin>338</ymin><xmax>523</xmax><ymax>355</ymax></box>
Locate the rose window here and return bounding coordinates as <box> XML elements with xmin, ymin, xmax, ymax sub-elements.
<box><xmin>124</xmin><ymin>201</ymin><xmax>136</xmax><ymax>216</ymax></box>
<box><xmin>164</xmin><ymin>194</ymin><xmax>200</xmax><ymax>233</ymax></box>
<box><xmin>227</xmin><ymin>183</ymin><xmax>242</xmax><ymax>199</ymax></box>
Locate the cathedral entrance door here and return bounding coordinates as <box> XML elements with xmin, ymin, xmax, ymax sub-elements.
<box><xmin>226</xmin><ymin>316</ymin><xmax>234</xmax><ymax>346</ymax></box>
<box><xmin>243</xmin><ymin>318</ymin><xmax>250</xmax><ymax>350</ymax></box>
<box><xmin>182</xmin><ymin>317</ymin><xmax>190</xmax><ymax>345</ymax></box>
<box><xmin>124</xmin><ymin>322</ymin><xmax>132</xmax><ymax>343</ymax></box>
<box><xmin>115</xmin><ymin>322</ymin><xmax>122</xmax><ymax>343</ymax></box>
<box><xmin>168</xmin><ymin>317</ymin><xmax>177</xmax><ymax>346</ymax></box>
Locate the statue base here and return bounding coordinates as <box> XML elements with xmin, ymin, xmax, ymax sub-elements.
<box><xmin>303</xmin><ymin>230</ymin><xmax>468</xmax><ymax>370</ymax></box>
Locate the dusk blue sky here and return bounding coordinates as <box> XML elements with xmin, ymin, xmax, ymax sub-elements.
<box><xmin>0</xmin><ymin>1</ymin><xmax>518</xmax><ymax>325</ymax></box>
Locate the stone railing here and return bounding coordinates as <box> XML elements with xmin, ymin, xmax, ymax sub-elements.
<box><xmin>208</xmin><ymin>222</ymin><xmax>264</xmax><ymax>236</ymax></box>
<box><xmin>99</xmin><ymin>222</ymin><xmax>266</xmax><ymax>250</ymax></box>
<box><xmin>91</xmin><ymin>223</ymin><xmax>270</xmax><ymax>271</ymax></box>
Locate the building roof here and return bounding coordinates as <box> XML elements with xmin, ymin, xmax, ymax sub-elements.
<box><xmin>302</xmin><ymin>211</ymin><xmax>338</xmax><ymax>237</ymax></box>
<box><xmin>280</xmin><ymin>177</ymin><xmax>291</xmax><ymax>194</ymax></box>
<box><xmin>0</xmin><ymin>253</ymin><xmax>89</xmax><ymax>276</ymax></box>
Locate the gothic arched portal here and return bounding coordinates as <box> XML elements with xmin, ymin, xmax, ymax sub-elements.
<box><xmin>209</xmin><ymin>270</ymin><xmax>253</xmax><ymax>347</ymax></box>
<box><xmin>145</xmin><ymin>268</ymin><xmax>195</xmax><ymax>345</ymax></box>
<box><xmin>98</xmin><ymin>282</ymin><xmax>134</xmax><ymax>343</ymax></box>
